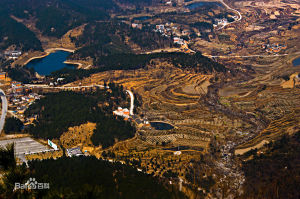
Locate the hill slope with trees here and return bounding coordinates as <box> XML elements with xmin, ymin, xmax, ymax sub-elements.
<box><xmin>51</xmin><ymin>52</ymin><xmax>227</xmax><ymax>84</ymax></box>
<box><xmin>0</xmin><ymin>12</ymin><xmax>42</xmax><ymax>51</ymax></box>
<box><xmin>70</xmin><ymin>21</ymin><xmax>174</xmax><ymax>60</ymax></box>
<box><xmin>25</xmin><ymin>88</ymin><xmax>135</xmax><ymax>148</ymax></box>
<box><xmin>241</xmin><ymin>132</ymin><xmax>300</xmax><ymax>199</ymax></box>
<box><xmin>0</xmin><ymin>152</ymin><xmax>185</xmax><ymax>199</ymax></box>
<box><xmin>0</xmin><ymin>0</ymin><xmax>118</xmax><ymax>39</ymax></box>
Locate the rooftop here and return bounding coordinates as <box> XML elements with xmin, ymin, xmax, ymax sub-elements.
<box><xmin>66</xmin><ymin>147</ymin><xmax>84</xmax><ymax>157</ymax></box>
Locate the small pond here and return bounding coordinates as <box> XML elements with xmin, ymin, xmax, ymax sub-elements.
<box><xmin>292</xmin><ymin>56</ymin><xmax>300</xmax><ymax>67</ymax></box>
<box><xmin>133</xmin><ymin>16</ymin><xmax>151</xmax><ymax>21</ymax></box>
<box><xmin>150</xmin><ymin>122</ymin><xmax>174</xmax><ymax>130</ymax></box>
<box><xmin>163</xmin><ymin>146</ymin><xmax>190</xmax><ymax>151</ymax></box>
<box><xmin>163</xmin><ymin>146</ymin><xmax>204</xmax><ymax>151</ymax></box>
<box><xmin>26</xmin><ymin>50</ymin><xmax>75</xmax><ymax>76</ymax></box>
<box><xmin>185</xmin><ymin>2</ymin><xmax>223</xmax><ymax>10</ymax></box>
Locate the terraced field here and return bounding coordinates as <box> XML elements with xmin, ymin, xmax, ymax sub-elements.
<box><xmin>64</xmin><ymin>47</ymin><xmax>300</xmax><ymax>198</ymax></box>
<box><xmin>67</xmin><ymin>63</ymin><xmax>247</xmax><ymax>150</ymax></box>
<box><xmin>218</xmin><ymin>53</ymin><xmax>300</xmax><ymax>153</ymax></box>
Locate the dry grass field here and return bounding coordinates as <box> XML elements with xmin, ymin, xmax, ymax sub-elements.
<box><xmin>60</xmin><ymin>122</ymin><xmax>96</xmax><ymax>149</ymax></box>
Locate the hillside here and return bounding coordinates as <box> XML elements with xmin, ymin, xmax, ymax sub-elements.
<box><xmin>241</xmin><ymin>132</ymin><xmax>300</xmax><ymax>199</ymax></box>
<box><xmin>70</xmin><ymin>21</ymin><xmax>174</xmax><ymax>59</ymax></box>
<box><xmin>0</xmin><ymin>13</ymin><xmax>42</xmax><ymax>51</ymax></box>
<box><xmin>50</xmin><ymin>52</ymin><xmax>227</xmax><ymax>84</ymax></box>
<box><xmin>1</xmin><ymin>156</ymin><xmax>185</xmax><ymax>199</ymax></box>
<box><xmin>0</xmin><ymin>0</ymin><xmax>117</xmax><ymax>38</ymax></box>
<box><xmin>25</xmin><ymin>88</ymin><xmax>135</xmax><ymax>149</ymax></box>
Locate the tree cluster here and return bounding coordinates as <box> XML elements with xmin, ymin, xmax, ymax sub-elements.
<box><xmin>25</xmin><ymin>88</ymin><xmax>135</xmax><ymax>148</ymax></box>
<box><xmin>3</xmin><ymin>117</ymin><xmax>23</xmax><ymax>134</ymax></box>
<box><xmin>50</xmin><ymin>52</ymin><xmax>227</xmax><ymax>84</ymax></box>
<box><xmin>0</xmin><ymin>144</ymin><xmax>16</xmax><ymax>171</ymax></box>
<box><xmin>0</xmin><ymin>0</ymin><xmax>118</xmax><ymax>38</ymax></box>
<box><xmin>70</xmin><ymin>21</ymin><xmax>173</xmax><ymax>61</ymax></box>
<box><xmin>4</xmin><ymin>65</ymin><xmax>35</xmax><ymax>83</ymax></box>
<box><xmin>0</xmin><ymin>155</ymin><xmax>185</xmax><ymax>198</ymax></box>
<box><xmin>0</xmin><ymin>12</ymin><xmax>42</xmax><ymax>51</ymax></box>
<box><xmin>241</xmin><ymin>132</ymin><xmax>300</xmax><ymax>199</ymax></box>
<box><xmin>190</xmin><ymin>22</ymin><xmax>213</xmax><ymax>32</ymax></box>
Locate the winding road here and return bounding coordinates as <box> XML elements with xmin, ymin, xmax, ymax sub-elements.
<box><xmin>209</xmin><ymin>53</ymin><xmax>289</xmax><ymax>58</ymax></box>
<box><xmin>24</xmin><ymin>84</ymin><xmax>105</xmax><ymax>89</ymax></box>
<box><xmin>0</xmin><ymin>89</ymin><xmax>8</xmax><ymax>135</ymax></box>
<box><xmin>126</xmin><ymin>90</ymin><xmax>134</xmax><ymax>115</ymax></box>
<box><xmin>220</xmin><ymin>0</ymin><xmax>242</xmax><ymax>21</ymax></box>
<box><xmin>217</xmin><ymin>0</ymin><xmax>242</xmax><ymax>30</ymax></box>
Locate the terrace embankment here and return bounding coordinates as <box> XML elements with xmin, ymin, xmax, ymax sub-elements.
<box><xmin>67</xmin><ymin>62</ymin><xmax>248</xmax><ymax>151</ymax></box>
<box><xmin>218</xmin><ymin>53</ymin><xmax>300</xmax><ymax>154</ymax></box>
<box><xmin>68</xmin><ymin>51</ymin><xmax>300</xmax><ymax>157</ymax></box>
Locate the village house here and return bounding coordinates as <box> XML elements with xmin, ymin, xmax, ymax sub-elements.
<box><xmin>11</xmin><ymin>81</ymin><xmax>24</xmax><ymax>93</ymax></box>
<box><xmin>165</xmin><ymin>1</ymin><xmax>172</xmax><ymax>6</ymax></box>
<box><xmin>5</xmin><ymin>50</ymin><xmax>22</xmax><ymax>59</ymax></box>
<box><xmin>0</xmin><ymin>72</ymin><xmax>7</xmax><ymax>80</ymax></box>
<box><xmin>113</xmin><ymin>107</ymin><xmax>130</xmax><ymax>119</ymax></box>
<box><xmin>173</xmin><ymin>37</ymin><xmax>185</xmax><ymax>45</ymax></box>
<box><xmin>135</xmin><ymin>118</ymin><xmax>144</xmax><ymax>128</ymax></box>
<box><xmin>132</xmin><ymin>23</ymin><xmax>142</xmax><ymax>29</ymax></box>
<box><xmin>215</xmin><ymin>18</ymin><xmax>228</xmax><ymax>26</ymax></box>
<box><xmin>181</xmin><ymin>29</ymin><xmax>191</xmax><ymax>36</ymax></box>
<box><xmin>67</xmin><ymin>147</ymin><xmax>84</xmax><ymax>157</ymax></box>
<box><xmin>155</xmin><ymin>24</ymin><xmax>165</xmax><ymax>33</ymax></box>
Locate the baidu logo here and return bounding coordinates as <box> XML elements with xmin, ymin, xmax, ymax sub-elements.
<box><xmin>14</xmin><ymin>178</ymin><xmax>50</xmax><ymax>190</ymax></box>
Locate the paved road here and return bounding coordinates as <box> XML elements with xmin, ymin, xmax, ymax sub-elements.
<box><xmin>217</xmin><ymin>0</ymin><xmax>242</xmax><ymax>30</ymax></box>
<box><xmin>126</xmin><ymin>90</ymin><xmax>134</xmax><ymax>115</ymax></box>
<box><xmin>209</xmin><ymin>53</ymin><xmax>289</xmax><ymax>58</ymax></box>
<box><xmin>220</xmin><ymin>0</ymin><xmax>242</xmax><ymax>21</ymax></box>
<box><xmin>0</xmin><ymin>137</ymin><xmax>54</xmax><ymax>164</ymax></box>
<box><xmin>25</xmin><ymin>84</ymin><xmax>105</xmax><ymax>89</ymax></box>
<box><xmin>203</xmin><ymin>51</ymin><xmax>300</xmax><ymax>59</ymax></box>
<box><xmin>0</xmin><ymin>89</ymin><xmax>8</xmax><ymax>135</ymax></box>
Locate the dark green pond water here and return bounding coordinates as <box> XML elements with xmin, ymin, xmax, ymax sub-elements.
<box><xmin>185</xmin><ymin>2</ymin><xmax>223</xmax><ymax>10</ymax></box>
<box><xmin>150</xmin><ymin>122</ymin><xmax>174</xmax><ymax>130</ymax></box>
<box><xmin>133</xmin><ymin>16</ymin><xmax>151</xmax><ymax>21</ymax></box>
